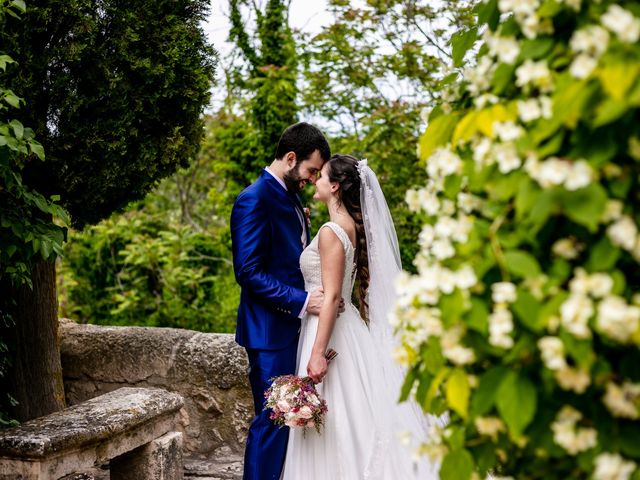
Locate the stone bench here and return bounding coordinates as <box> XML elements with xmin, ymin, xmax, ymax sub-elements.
<box><xmin>0</xmin><ymin>387</ymin><xmax>185</xmax><ymax>480</ymax></box>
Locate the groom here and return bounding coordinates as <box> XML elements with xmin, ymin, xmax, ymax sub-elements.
<box><xmin>230</xmin><ymin>122</ymin><xmax>331</xmax><ymax>480</ymax></box>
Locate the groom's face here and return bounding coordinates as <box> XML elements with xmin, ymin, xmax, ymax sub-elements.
<box><xmin>283</xmin><ymin>150</ymin><xmax>325</xmax><ymax>193</ymax></box>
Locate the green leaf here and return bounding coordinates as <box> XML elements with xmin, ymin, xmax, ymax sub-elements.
<box><xmin>399</xmin><ymin>366</ymin><xmax>418</xmax><ymax>402</ymax></box>
<box><xmin>586</xmin><ymin>237</ymin><xmax>620</xmax><ymax>272</ymax></box>
<box><xmin>491</xmin><ymin>63</ymin><xmax>516</xmax><ymax>95</ymax></box>
<box><xmin>446</xmin><ymin>368</ymin><xmax>470</xmax><ymax>419</ymax></box>
<box><xmin>451</xmin><ymin>27</ymin><xmax>478</xmax><ymax>67</ymax></box>
<box><xmin>9</xmin><ymin>119</ymin><xmax>24</xmax><ymax>140</ymax></box>
<box><xmin>597</xmin><ymin>62</ymin><xmax>640</xmax><ymax>101</ymax></box>
<box><xmin>553</xmin><ymin>77</ymin><xmax>599</xmax><ymax>129</ymax></box>
<box><xmin>561</xmin><ymin>183</ymin><xmax>608</xmax><ymax>232</ymax></box>
<box><xmin>593</xmin><ymin>98</ymin><xmax>629</xmax><ymax>127</ymax></box>
<box><xmin>467</xmin><ymin>297</ymin><xmax>489</xmax><ymax>335</ymax></box>
<box><xmin>10</xmin><ymin>0</ymin><xmax>26</xmax><ymax>13</ymax></box>
<box><xmin>519</xmin><ymin>38</ymin><xmax>555</xmax><ymax>60</ymax></box>
<box><xmin>504</xmin><ymin>250</ymin><xmax>541</xmax><ymax>278</ymax></box>
<box><xmin>471</xmin><ymin>366</ymin><xmax>508</xmax><ymax>416</ymax></box>
<box><xmin>512</xmin><ymin>289</ymin><xmax>543</xmax><ymax>332</ymax></box>
<box><xmin>476</xmin><ymin>0</ymin><xmax>500</xmax><ymax>31</ymax></box>
<box><xmin>496</xmin><ymin>371</ymin><xmax>537</xmax><ymax>438</ymax></box>
<box><xmin>418</xmin><ymin>113</ymin><xmax>459</xmax><ymax>161</ymax></box>
<box><xmin>0</xmin><ymin>55</ymin><xmax>15</xmax><ymax>71</ymax></box>
<box><xmin>29</xmin><ymin>141</ymin><xmax>45</xmax><ymax>160</ymax></box>
<box><xmin>440</xmin><ymin>448</ymin><xmax>474</xmax><ymax>480</ymax></box>
<box><xmin>538</xmin><ymin>0</ymin><xmax>563</xmax><ymax>17</ymax></box>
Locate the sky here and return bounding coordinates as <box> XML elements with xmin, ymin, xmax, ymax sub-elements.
<box><xmin>203</xmin><ymin>0</ymin><xmax>333</xmax><ymax>59</ymax></box>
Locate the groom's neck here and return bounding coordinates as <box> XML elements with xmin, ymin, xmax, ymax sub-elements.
<box><xmin>268</xmin><ymin>159</ymin><xmax>287</xmax><ymax>181</ymax></box>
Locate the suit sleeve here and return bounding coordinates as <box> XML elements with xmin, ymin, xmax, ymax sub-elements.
<box><xmin>231</xmin><ymin>191</ymin><xmax>307</xmax><ymax>316</ymax></box>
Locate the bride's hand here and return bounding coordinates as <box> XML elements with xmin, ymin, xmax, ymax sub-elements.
<box><xmin>307</xmin><ymin>352</ymin><xmax>328</xmax><ymax>384</ymax></box>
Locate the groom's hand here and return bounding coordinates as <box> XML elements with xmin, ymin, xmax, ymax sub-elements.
<box><xmin>306</xmin><ymin>288</ymin><xmax>324</xmax><ymax>316</ymax></box>
<box><xmin>307</xmin><ymin>288</ymin><xmax>346</xmax><ymax>316</ymax></box>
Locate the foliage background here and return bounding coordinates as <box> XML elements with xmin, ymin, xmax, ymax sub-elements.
<box><xmin>58</xmin><ymin>0</ymin><xmax>475</xmax><ymax>332</ymax></box>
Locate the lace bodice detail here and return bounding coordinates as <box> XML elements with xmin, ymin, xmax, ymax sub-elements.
<box><xmin>300</xmin><ymin>222</ymin><xmax>356</xmax><ymax>302</ymax></box>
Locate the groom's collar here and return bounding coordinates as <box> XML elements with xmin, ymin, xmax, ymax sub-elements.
<box><xmin>264</xmin><ymin>167</ymin><xmax>287</xmax><ymax>192</ymax></box>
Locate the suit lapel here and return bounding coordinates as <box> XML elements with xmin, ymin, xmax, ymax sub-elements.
<box><xmin>261</xmin><ymin>170</ymin><xmax>308</xmax><ymax>246</ymax></box>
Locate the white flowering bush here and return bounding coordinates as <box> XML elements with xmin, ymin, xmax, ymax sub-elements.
<box><xmin>395</xmin><ymin>1</ymin><xmax>640</xmax><ymax>479</ymax></box>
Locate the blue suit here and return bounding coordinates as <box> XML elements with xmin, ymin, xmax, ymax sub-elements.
<box><xmin>230</xmin><ymin>169</ymin><xmax>310</xmax><ymax>480</ymax></box>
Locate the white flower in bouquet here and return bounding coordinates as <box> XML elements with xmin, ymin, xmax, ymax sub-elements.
<box><xmin>593</xmin><ymin>452</ymin><xmax>637</xmax><ymax>480</ymax></box>
<box><xmin>601</xmin><ymin>4</ymin><xmax>640</xmax><ymax>43</ymax></box>
<box><xmin>603</xmin><ymin>382</ymin><xmax>640</xmax><ymax>420</ymax></box>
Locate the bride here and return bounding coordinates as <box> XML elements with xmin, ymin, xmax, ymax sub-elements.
<box><xmin>281</xmin><ymin>154</ymin><xmax>441</xmax><ymax>479</ymax></box>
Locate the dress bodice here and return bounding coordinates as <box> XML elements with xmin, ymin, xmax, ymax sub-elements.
<box><xmin>300</xmin><ymin>222</ymin><xmax>356</xmax><ymax>302</ymax></box>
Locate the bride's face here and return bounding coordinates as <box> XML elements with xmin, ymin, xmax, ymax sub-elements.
<box><xmin>313</xmin><ymin>163</ymin><xmax>338</xmax><ymax>203</ymax></box>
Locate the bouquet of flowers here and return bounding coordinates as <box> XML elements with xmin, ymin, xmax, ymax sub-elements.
<box><xmin>264</xmin><ymin>348</ymin><xmax>337</xmax><ymax>434</ymax></box>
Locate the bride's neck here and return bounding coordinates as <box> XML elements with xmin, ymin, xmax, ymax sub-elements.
<box><xmin>327</xmin><ymin>200</ymin><xmax>351</xmax><ymax>224</ymax></box>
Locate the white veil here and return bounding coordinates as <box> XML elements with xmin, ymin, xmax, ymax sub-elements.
<box><xmin>358</xmin><ymin>159</ymin><xmax>444</xmax><ymax>476</ymax></box>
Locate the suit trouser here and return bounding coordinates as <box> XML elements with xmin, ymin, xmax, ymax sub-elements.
<box><xmin>243</xmin><ymin>340</ymin><xmax>298</xmax><ymax>480</ymax></box>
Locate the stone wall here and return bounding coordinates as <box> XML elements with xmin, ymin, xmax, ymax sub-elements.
<box><xmin>59</xmin><ymin>319</ymin><xmax>252</xmax><ymax>466</ymax></box>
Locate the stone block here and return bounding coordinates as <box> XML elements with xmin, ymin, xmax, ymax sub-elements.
<box><xmin>111</xmin><ymin>431</ymin><xmax>183</xmax><ymax>480</ymax></box>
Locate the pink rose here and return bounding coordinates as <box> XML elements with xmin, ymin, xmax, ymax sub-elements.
<box><xmin>276</xmin><ymin>400</ymin><xmax>291</xmax><ymax>413</ymax></box>
<box><xmin>298</xmin><ymin>406</ymin><xmax>313</xmax><ymax>419</ymax></box>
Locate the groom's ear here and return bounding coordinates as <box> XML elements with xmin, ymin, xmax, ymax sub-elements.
<box><xmin>284</xmin><ymin>151</ymin><xmax>297</xmax><ymax>168</ymax></box>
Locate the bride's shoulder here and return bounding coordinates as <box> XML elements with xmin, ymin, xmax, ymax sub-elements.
<box><xmin>319</xmin><ymin>221</ymin><xmax>355</xmax><ymax>249</ymax></box>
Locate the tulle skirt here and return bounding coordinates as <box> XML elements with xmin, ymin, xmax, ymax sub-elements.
<box><xmin>281</xmin><ymin>304</ymin><xmax>440</xmax><ymax>480</ymax></box>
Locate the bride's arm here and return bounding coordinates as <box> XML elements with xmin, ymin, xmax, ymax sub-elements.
<box><xmin>307</xmin><ymin>227</ymin><xmax>345</xmax><ymax>384</ymax></box>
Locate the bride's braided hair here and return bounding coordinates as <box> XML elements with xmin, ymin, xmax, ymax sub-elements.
<box><xmin>326</xmin><ymin>154</ymin><xmax>370</xmax><ymax>324</ymax></box>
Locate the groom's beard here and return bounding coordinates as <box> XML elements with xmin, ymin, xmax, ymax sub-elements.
<box><xmin>283</xmin><ymin>163</ymin><xmax>307</xmax><ymax>193</ymax></box>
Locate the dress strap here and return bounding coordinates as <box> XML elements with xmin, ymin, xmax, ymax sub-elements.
<box><xmin>320</xmin><ymin>222</ymin><xmax>354</xmax><ymax>253</ymax></box>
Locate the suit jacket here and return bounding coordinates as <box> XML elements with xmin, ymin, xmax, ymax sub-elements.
<box><xmin>230</xmin><ymin>169</ymin><xmax>310</xmax><ymax>350</ymax></box>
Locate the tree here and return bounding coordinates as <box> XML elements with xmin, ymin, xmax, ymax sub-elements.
<box><xmin>0</xmin><ymin>0</ymin><xmax>69</xmax><ymax>425</ymax></box>
<box><xmin>396</xmin><ymin>1</ymin><xmax>640</xmax><ymax>478</ymax></box>
<box><xmin>0</xmin><ymin>0</ymin><xmax>215</xmax><ymax>422</ymax></box>
<box><xmin>228</xmin><ymin>0</ymin><xmax>297</xmax><ymax>184</ymax></box>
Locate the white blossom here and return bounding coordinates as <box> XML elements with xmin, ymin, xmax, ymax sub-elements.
<box><xmin>475</xmin><ymin>416</ymin><xmax>506</xmax><ymax>441</ymax></box>
<box><xmin>564</xmin><ymin>160</ymin><xmax>593</xmax><ymax>190</ymax></box>
<box><xmin>492</xmin><ymin>282</ymin><xmax>517</xmax><ymax>304</ymax></box>
<box><xmin>593</xmin><ymin>453</ymin><xmax>637</xmax><ymax>480</ymax></box>
<box><xmin>516</xmin><ymin>59</ymin><xmax>553</xmax><ymax>92</ymax></box>
<box><xmin>603</xmin><ymin>381</ymin><xmax>640</xmax><ymax>420</ymax></box>
<box><xmin>551</xmin><ymin>406</ymin><xmax>597</xmax><ymax>455</ymax></box>
<box><xmin>552</xmin><ymin>237</ymin><xmax>581</xmax><ymax>259</ymax></box>
<box><xmin>560</xmin><ymin>293</ymin><xmax>593</xmax><ymax>339</ymax></box>
<box><xmin>455</xmin><ymin>266</ymin><xmax>478</xmax><ymax>290</ymax></box>
<box><xmin>486</xmin><ymin>33</ymin><xmax>521</xmax><ymax>64</ymax></box>
<box><xmin>570</xmin><ymin>25</ymin><xmax>609</xmax><ymax>56</ymax></box>
<box><xmin>607</xmin><ymin>216</ymin><xmax>638</xmax><ymax>251</ymax></box>
<box><xmin>489</xmin><ymin>306</ymin><xmax>514</xmax><ymax>349</ymax></box>
<box><xmin>601</xmin><ymin>200</ymin><xmax>624</xmax><ymax>223</ymax></box>
<box><xmin>570</xmin><ymin>53</ymin><xmax>598</xmax><ymax>79</ymax></box>
<box><xmin>597</xmin><ymin>296</ymin><xmax>640</xmax><ymax>344</ymax></box>
<box><xmin>493</xmin><ymin>121</ymin><xmax>524</xmax><ymax>142</ymax></box>
<box><xmin>555</xmin><ymin>366</ymin><xmax>591</xmax><ymax>394</ymax></box>
<box><xmin>601</xmin><ymin>4</ymin><xmax>640</xmax><ymax>43</ymax></box>
<box><xmin>426</xmin><ymin>147</ymin><xmax>463</xmax><ymax>181</ymax></box>
<box><xmin>537</xmin><ymin>336</ymin><xmax>566</xmax><ymax>370</ymax></box>
<box><xmin>494</xmin><ymin>143</ymin><xmax>522</xmax><ymax>174</ymax></box>
<box><xmin>473</xmin><ymin>136</ymin><xmax>493</xmax><ymax>166</ymax></box>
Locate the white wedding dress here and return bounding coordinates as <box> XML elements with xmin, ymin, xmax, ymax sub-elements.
<box><xmin>281</xmin><ymin>222</ymin><xmax>440</xmax><ymax>480</ymax></box>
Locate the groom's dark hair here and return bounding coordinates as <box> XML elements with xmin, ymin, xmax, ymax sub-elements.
<box><xmin>275</xmin><ymin>122</ymin><xmax>331</xmax><ymax>162</ymax></box>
